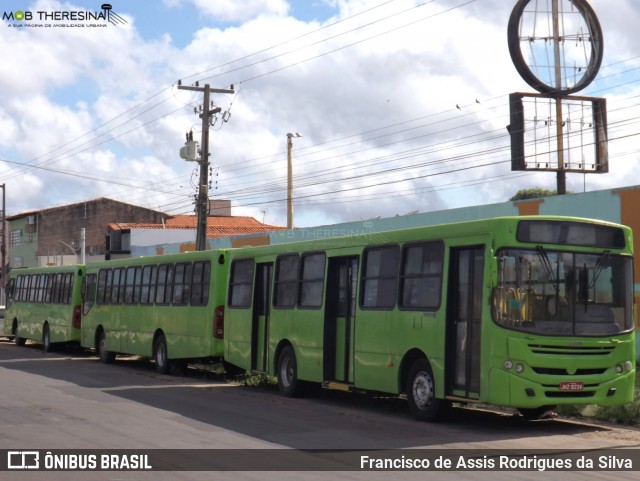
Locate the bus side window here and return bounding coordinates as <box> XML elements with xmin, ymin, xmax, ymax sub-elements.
<box><xmin>361</xmin><ymin>245</ymin><xmax>400</xmax><ymax>309</ymax></box>
<box><xmin>172</xmin><ymin>262</ymin><xmax>192</xmax><ymax>305</ymax></box>
<box><xmin>140</xmin><ymin>265</ymin><xmax>157</xmax><ymax>305</ymax></box>
<box><xmin>399</xmin><ymin>242</ymin><xmax>444</xmax><ymax>310</ymax></box>
<box><xmin>190</xmin><ymin>261</ymin><xmax>211</xmax><ymax>306</ymax></box>
<box><xmin>14</xmin><ymin>275</ymin><xmax>23</xmax><ymax>302</ymax></box>
<box><xmin>299</xmin><ymin>252</ymin><xmax>325</xmax><ymax>308</ymax></box>
<box><xmin>96</xmin><ymin>269</ymin><xmax>109</xmax><ymax>305</ymax></box>
<box><xmin>54</xmin><ymin>273</ymin><xmax>64</xmax><ymax>303</ymax></box>
<box><xmin>29</xmin><ymin>274</ymin><xmax>38</xmax><ymax>303</ymax></box>
<box><xmin>36</xmin><ymin>274</ymin><xmax>46</xmax><ymax>303</ymax></box>
<box><xmin>229</xmin><ymin>259</ymin><xmax>254</xmax><ymax>308</ymax></box>
<box><xmin>274</xmin><ymin>254</ymin><xmax>299</xmax><ymax>308</ymax></box>
<box><xmin>156</xmin><ymin>264</ymin><xmax>174</xmax><ymax>305</ymax></box>
<box><xmin>63</xmin><ymin>273</ymin><xmax>73</xmax><ymax>304</ymax></box>
<box><xmin>44</xmin><ymin>274</ymin><xmax>53</xmax><ymax>303</ymax></box>
<box><xmin>125</xmin><ymin>266</ymin><xmax>141</xmax><ymax>305</ymax></box>
<box><xmin>82</xmin><ymin>274</ymin><xmax>97</xmax><ymax>315</ymax></box>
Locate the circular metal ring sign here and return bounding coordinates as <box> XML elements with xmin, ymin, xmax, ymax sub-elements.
<box><xmin>507</xmin><ymin>0</ymin><xmax>603</xmax><ymax>95</ymax></box>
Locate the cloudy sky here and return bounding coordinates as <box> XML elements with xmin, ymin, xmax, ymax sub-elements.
<box><xmin>1</xmin><ymin>0</ymin><xmax>639</xmax><ymax>227</ymax></box>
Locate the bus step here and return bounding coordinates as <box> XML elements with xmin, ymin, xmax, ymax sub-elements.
<box><xmin>322</xmin><ymin>381</ymin><xmax>353</xmax><ymax>392</ymax></box>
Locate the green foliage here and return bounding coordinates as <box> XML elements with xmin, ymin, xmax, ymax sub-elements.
<box><xmin>557</xmin><ymin>372</ymin><xmax>640</xmax><ymax>426</ymax></box>
<box><xmin>238</xmin><ymin>372</ymin><xmax>278</xmax><ymax>389</ymax></box>
<box><xmin>510</xmin><ymin>188</ymin><xmax>558</xmax><ymax>201</ymax></box>
<box><xmin>592</xmin><ymin>386</ymin><xmax>640</xmax><ymax>426</ymax></box>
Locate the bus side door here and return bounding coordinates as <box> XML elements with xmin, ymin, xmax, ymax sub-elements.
<box><xmin>324</xmin><ymin>256</ymin><xmax>358</xmax><ymax>384</ymax></box>
<box><xmin>251</xmin><ymin>262</ymin><xmax>273</xmax><ymax>372</ymax></box>
<box><xmin>446</xmin><ymin>245</ymin><xmax>484</xmax><ymax>400</ymax></box>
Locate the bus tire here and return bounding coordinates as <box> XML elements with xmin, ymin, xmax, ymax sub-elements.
<box><xmin>277</xmin><ymin>345</ymin><xmax>303</xmax><ymax>397</ymax></box>
<box><xmin>42</xmin><ymin>324</ymin><xmax>53</xmax><ymax>352</ymax></box>
<box><xmin>13</xmin><ymin>321</ymin><xmax>25</xmax><ymax>346</ymax></box>
<box><xmin>406</xmin><ymin>358</ymin><xmax>449</xmax><ymax>422</ymax></box>
<box><xmin>98</xmin><ymin>331</ymin><xmax>115</xmax><ymax>364</ymax></box>
<box><xmin>154</xmin><ymin>335</ymin><xmax>170</xmax><ymax>375</ymax></box>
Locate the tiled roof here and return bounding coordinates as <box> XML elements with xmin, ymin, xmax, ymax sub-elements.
<box><xmin>108</xmin><ymin>215</ymin><xmax>285</xmax><ymax>239</ymax></box>
<box><xmin>165</xmin><ymin>215</ymin><xmax>270</xmax><ymax>228</ymax></box>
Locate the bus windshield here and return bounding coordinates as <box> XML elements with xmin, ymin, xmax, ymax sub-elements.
<box><xmin>493</xmin><ymin>248</ymin><xmax>634</xmax><ymax>336</ymax></box>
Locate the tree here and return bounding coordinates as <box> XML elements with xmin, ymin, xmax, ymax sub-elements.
<box><xmin>510</xmin><ymin>187</ymin><xmax>571</xmax><ymax>201</ymax></box>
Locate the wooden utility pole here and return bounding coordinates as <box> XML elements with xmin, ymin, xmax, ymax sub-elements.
<box><xmin>286</xmin><ymin>132</ymin><xmax>302</xmax><ymax>229</ymax></box>
<box><xmin>178</xmin><ymin>83</ymin><xmax>234</xmax><ymax>250</ymax></box>
<box><xmin>1</xmin><ymin>183</ymin><xmax>5</xmax><ymax>290</ymax></box>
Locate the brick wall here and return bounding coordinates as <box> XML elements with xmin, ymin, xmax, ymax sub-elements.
<box><xmin>36</xmin><ymin>198</ymin><xmax>165</xmax><ymax>257</ymax></box>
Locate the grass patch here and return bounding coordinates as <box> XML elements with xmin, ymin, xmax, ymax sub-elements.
<box><xmin>557</xmin><ymin>371</ymin><xmax>640</xmax><ymax>426</ymax></box>
<box><xmin>592</xmin><ymin>394</ymin><xmax>640</xmax><ymax>425</ymax></box>
<box><xmin>239</xmin><ymin>372</ymin><xmax>278</xmax><ymax>389</ymax></box>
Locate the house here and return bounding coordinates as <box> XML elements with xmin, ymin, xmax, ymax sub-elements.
<box><xmin>7</xmin><ymin>198</ymin><xmax>166</xmax><ymax>268</ymax></box>
<box><xmin>107</xmin><ymin>214</ymin><xmax>285</xmax><ymax>259</ymax></box>
<box><xmin>7</xmin><ymin>196</ymin><xmax>284</xmax><ymax>265</ymax></box>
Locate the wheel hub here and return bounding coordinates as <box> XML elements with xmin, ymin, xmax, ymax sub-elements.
<box><xmin>413</xmin><ymin>371</ymin><xmax>433</xmax><ymax>409</ymax></box>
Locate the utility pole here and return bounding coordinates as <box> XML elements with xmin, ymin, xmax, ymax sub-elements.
<box><xmin>178</xmin><ymin>83</ymin><xmax>234</xmax><ymax>250</ymax></box>
<box><xmin>1</xmin><ymin>184</ymin><xmax>5</xmax><ymax>292</ymax></box>
<box><xmin>80</xmin><ymin>227</ymin><xmax>86</xmax><ymax>264</ymax></box>
<box><xmin>286</xmin><ymin>132</ymin><xmax>302</xmax><ymax>229</ymax></box>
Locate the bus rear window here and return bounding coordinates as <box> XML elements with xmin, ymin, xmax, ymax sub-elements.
<box><xmin>517</xmin><ymin>220</ymin><xmax>626</xmax><ymax>249</ymax></box>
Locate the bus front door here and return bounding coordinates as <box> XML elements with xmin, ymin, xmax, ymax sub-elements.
<box><xmin>251</xmin><ymin>263</ymin><xmax>272</xmax><ymax>372</ymax></box>
<box><xmin>446</xmin><ymin>246</ymin><xmax>483</xmax><ymax>400</ymax></box>
<box><xmin>324</xmin><ymin>256</ymin><xmax>358</xmax><ymax>385</ymax></box>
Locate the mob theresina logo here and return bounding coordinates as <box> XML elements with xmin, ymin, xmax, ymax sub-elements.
<box><xmin>2</xmin><ymin>3</ymin><xmax>127</xmax><ymax>27</ymax></box>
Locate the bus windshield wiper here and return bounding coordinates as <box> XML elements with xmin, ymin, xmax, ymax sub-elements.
<box><xmin>536</xmin><ymin>246</ymin><xmax>558</xmax><ymax>291</ymax></box>
<box><xmin>589</xmin><ymin>250</ymin><xmax>611</xmax><ymax>290</ymax></box>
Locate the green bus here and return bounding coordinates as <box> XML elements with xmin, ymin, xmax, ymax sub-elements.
<box><xmin>80</xmin><ymin>250</ymin><xmax>228</xmax><ymax>373</ymax></box>
<box><xmin>223</xmin><ymin>216</ymin><xmax>636</xmax><ymax>421</ymax></box>
<box><xmin>3</xmin><ymin>265</ymin><xmax>85</xmax><ymax>351</ymax></box>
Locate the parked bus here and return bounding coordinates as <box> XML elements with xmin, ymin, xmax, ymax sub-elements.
<box><xmin>3</xmin><ymin>265</ymin><xmax>85</xmax><ymax>351</ymax></box>
<box><xmin>223</xmin><ymin>216</ymin><xmax>636</xmax><ymax>421</ymax></box>
<box><xmin>80</xmin><ymin>250</ymin><xmax>228</xmax><ymax>373</ymax></box>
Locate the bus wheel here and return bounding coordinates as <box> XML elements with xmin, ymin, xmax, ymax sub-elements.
<box><xmin>98</xmin><ymin>331</ymin><xmax>115</xmax><ymax>364</ymax></box>
<box><xmin>42</xmin><ymin>324</ymin><xmax>53</xmax><ymax>352</ymax></box>
<box><xmin>277</xmin><ymin>345</ymin><xmax>303</xmax><ymax>397</ymax></box>
<box><xmin>13</xmin><ymin>322</ymin><xmax>25</xmax><ymax>346</ymax></box>
<box><xmin>154</xmin><ymin>335</ymin><xmax>170</xmax><ymax>374</ymax></box>
<box><xmin>406</xmin><ymin>358</ymin><xmax>448</xmax><ymax>422</ymax></box>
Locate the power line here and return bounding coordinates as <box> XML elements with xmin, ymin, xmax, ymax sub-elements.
<box><xmin>3</xmin><ymin>2</ymin><xmax>640</xmax><ymax>218</ymax></box>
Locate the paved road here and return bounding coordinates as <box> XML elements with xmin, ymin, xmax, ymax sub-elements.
<box><xmin>0</xmin><ymin>339</ymin><xmax>638</xmax><ymax>481</ymax></box>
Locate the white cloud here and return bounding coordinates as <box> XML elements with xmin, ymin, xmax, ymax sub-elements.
<box><xmin>2</xmin><ymin>0</ymin><xmax>640</xmax><ymax>226</ymax></box>
<box><xmin>192</xmin><ymin>0</ymin><xmax>290</xmax><ymax>22</ymax></box>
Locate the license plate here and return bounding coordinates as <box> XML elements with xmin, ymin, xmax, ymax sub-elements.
<box><xmin>560</xmin><ymin>381</ymin><xmax>584</xmax><ymax>391</ymax></box>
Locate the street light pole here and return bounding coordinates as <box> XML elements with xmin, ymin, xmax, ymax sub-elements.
<box><xmin>286</xmin><ymin>132</ymin><xmax>302</xmax><ymax>229</ymax></box>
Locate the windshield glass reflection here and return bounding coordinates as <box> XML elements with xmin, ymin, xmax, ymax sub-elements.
<box><xmin>493</xmin><ymin>248</ymin><xmax>633</xmax><ymax>336</ymax></box>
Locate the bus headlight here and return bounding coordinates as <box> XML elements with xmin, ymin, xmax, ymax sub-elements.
<box><xmin>624</xmin><ymin>361</ymin><xmax>633</xmax><ymax>372</ymax></box>
<box><xmin>615</xmin><ymin>364</ymin><xmax>623</xmax><ymax>374</ymax></box>
<box><xmin>515</xmin><ymin>363</ymin><xmax>525</xmax><ymax>374</ymax></box>
<box><xmin>504</xmin><ymin>360</ymin><xmax>513</xmax><ymax>370</ymax></box>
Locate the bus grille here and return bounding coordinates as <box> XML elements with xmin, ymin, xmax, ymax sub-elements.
<box><xmin>532</xmin><ymin>367</ymin><xmax>607</xmax><ymax>375</ymax></box>
<box><xmin>544</xmin><ymin>391</ymin><xmax>596</xmax><ymax>398</ymax></box>
<box><xmin>527</xmin><ymin>344</ymin><xmax>615</xmax><ymax>356</ymax></box>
